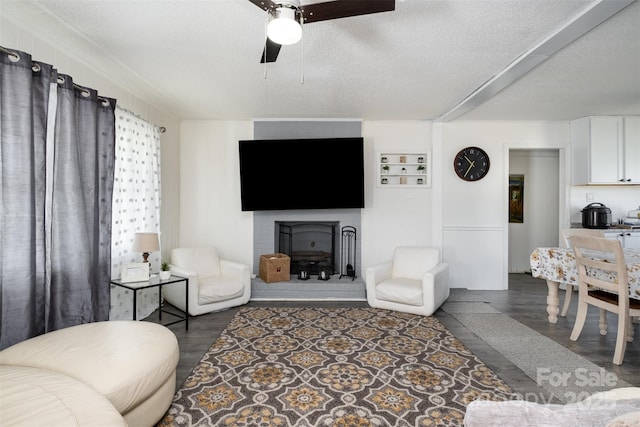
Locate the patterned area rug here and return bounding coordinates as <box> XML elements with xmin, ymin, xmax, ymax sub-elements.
<box><xmin>157</xmin><ymin>307</ymin><xmax>517</xmax><ymax>426</ymax></box>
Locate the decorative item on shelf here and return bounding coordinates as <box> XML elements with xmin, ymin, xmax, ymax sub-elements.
<box><xmin>159</xmin><ymin>262</ymin><xmax>171</xmax><ymax>280</ymax></box>
<box><xmin>377</xmin><ymin>151</ymin><xmax>431</xmax><ymax>188</ymax></box>
<box><xmin>132</xmin><ymin>232</ymin><xmax>160</xmax><ymax>263</ymax></box>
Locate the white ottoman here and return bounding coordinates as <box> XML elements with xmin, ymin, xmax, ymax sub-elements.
<box><xmin>0</xmin><ymin>321</ymin><xmax>179</xmax><ymax>427</ymax></box>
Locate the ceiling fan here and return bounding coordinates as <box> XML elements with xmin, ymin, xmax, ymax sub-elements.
<box><xmin>248</xmin><ymin>0</ymin><xmax>395</xmax><ymax>63</ymax></box>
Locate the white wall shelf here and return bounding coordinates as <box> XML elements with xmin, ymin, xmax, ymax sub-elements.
<box><xmin>377</xmin><ymin>151</ymin><xmax>431</xmax><ymax>188</ymax></box>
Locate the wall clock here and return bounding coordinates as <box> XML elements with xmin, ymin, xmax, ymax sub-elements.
<box><xmin>453</xmin><ymin>146</ymin><xmax>490</xmax><ymax>181</ymax></box>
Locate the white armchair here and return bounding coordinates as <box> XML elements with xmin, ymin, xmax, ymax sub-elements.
<box><xmin>366</xmin><ymin>246</ymin><xmax>450</xmax><ymax>316</ymax></box>
<box><xmin>163</xmin><ymin>246</ymin><xmax>251</xmax><ymax>316</ymax></box>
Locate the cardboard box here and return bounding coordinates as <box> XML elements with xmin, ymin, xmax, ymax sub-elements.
<box><xmin>259</xmin><ymin>253</ymin><xmax>291</xmax><ymax>283</ymax></box>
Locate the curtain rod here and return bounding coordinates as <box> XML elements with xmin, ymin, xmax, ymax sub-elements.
<box><xmin>116</xmin><ymin>106</ymin><xmax>166</xmax><ymax>133</ymax></box>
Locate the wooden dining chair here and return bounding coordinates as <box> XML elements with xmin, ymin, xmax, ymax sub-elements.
<box><xmin>569</xmin><ymin>236</ymin><xmax>640</xmax><ymax>365</ymax></box>
<box><xmin>559</xmin><ymin>229</ymin><xmax>604</xmax><ymax>316</ymax></box>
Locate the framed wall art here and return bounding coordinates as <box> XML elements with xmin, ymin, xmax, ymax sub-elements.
<box><xmin>509</xmin><ymin>174</ymin><xmax>524</xmax><ymax>223</ymax></box>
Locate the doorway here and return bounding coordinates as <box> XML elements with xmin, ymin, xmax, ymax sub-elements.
<box><xmin>507</xmin><ymin>149</ymin><xmax>561</xmax><ymax>273</ymax></box>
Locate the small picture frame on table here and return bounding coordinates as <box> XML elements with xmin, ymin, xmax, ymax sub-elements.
<box><xmin>120</xmin><ymin>263</ymin><xmax>150</xmax><ymax>283</ymax></box>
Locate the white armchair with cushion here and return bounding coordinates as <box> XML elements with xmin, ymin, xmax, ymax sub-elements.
<box><xmin>163</xmin><ymin>246</ymin><xmax>251</xmax><ymax>316</ymax></box>
<box><xmin>366</xmin><ymin>246</ymin><xmax>450</xmax><ymax>316</ymax></box>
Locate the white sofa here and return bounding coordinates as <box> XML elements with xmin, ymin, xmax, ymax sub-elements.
<box><xmin>0</xmin><ymin>364</ymin><xmax>127</xmax><ymax>426</ymax></box>
<box><xmin>366</xmin><ymin>246</ymin><xmax>450</xmax><ymax>316</ymax></box>
<box><xmin>165</xmin><ymin>246</ymin><xmax>251</xmax><ymax>316</ymax></box>
<box><xmin>0</xmin><ymin>321</ymin><xmax>179</xmax><ymax>427</ymax></box>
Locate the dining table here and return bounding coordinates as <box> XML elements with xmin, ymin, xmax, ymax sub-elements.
<box><xmin>529</xmin><ymin>246</ymin><xmax>640</xmax><ymax>323</ymax></box>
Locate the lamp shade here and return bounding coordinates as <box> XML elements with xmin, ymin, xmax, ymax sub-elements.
<box><xmin>132</xmin><ymin>233</ymin><xmax>160</xmax><ymax>253</ymax></box>
<box><xmin>267</xmin><ymin>7</ymin><xmax>301</xmax><ymax>45</ymax></box>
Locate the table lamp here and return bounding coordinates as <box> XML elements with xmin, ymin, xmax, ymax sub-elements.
<box><xmin>132</xmin><ymin>232</ymin><xmax>160</xmax><ymax>263</ymax></box>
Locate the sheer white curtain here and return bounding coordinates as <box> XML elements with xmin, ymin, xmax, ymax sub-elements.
<box><xmin>110</xmin><ymin>107</ymin><xmax>162</xmax><ymax>320</ymax></box>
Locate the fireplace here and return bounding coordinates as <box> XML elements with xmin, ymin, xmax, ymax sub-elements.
<box><xmin>251</xmin><ymin>209</ymin><xmax>364</xmax><ymax>299</ymax></box>
<box><xmin>276</xmin><ymin>221</ymin><xmax>338</xmax><ymax>275</ymax></box>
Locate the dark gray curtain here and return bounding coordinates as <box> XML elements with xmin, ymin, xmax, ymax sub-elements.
<box><xmin>0</xmin><ymin>47</ymin><xmax>116</xmax><ymax>349</ymax></box>
<box><xmin>0</xmin><ymin>49</ymin><xmax>51</xmax><ymax>347</ymax></box>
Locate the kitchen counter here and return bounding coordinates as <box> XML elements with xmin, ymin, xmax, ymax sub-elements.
<box><xmin>608</xmin><ymin>224</ymin><xmax>640</xmax><ymax>230</ymax></box>
<box><xmin>570</xmin><ymin>224</ymin><xmax>640</xmax><ymax>230</ymax></box>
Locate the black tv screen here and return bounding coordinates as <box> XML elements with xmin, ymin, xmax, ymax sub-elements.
<box><xmin>239</xmin><ymin>137</ymin><xmax>365</xmax><ymax>211</ymax></box>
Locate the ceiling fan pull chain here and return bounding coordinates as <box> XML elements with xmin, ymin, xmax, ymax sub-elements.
<box><xmin>300</xmin><ymin>12</ymin><xmax>304</xmax><ymax>85</ymax></box>
<box><xmin>263</xmin><ymin>9</ymin><xmax>269</xmax><ymax>79</ymax></box>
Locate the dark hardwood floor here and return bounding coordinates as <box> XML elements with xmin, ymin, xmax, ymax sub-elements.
<box><xmin>146</xmin><ymin>273</ymin><xmax>639</xmax><ymax>401</ymax></box>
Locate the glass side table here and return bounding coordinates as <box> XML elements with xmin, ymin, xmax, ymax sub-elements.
<box><xmin>110</xmin><ymin>274</ymin><xmax>189</xmax><ymax>330</ymax></box>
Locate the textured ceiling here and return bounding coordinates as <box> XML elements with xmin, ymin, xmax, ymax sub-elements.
<box><xmin>1</xmin><ymin>0</ymin><xmax>639</xmax><ymax>121</ymax></box>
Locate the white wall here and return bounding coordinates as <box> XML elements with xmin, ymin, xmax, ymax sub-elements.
<box><xmin>362</xmin><ymin>121</ymin><xmax>433</xmax><ymax>270</ymax></box>
<box><xmin>0</xmin><ymin>14</ymin><xmax>181</xmax><ymax>262</ymax></box>
<box><xmin>440</xmin><ymin>121</ymin><xmax>570</xmax><ymax>289</ymax></box>
<box><xmin>179</xmin><ymin>121</ymin><xmax>254</xmax><ymax>265</ymax></box>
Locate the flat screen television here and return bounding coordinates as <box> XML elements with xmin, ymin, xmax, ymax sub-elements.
<box><xmin>239</xmin><ymin>137</ymin><xmax>364</xmax><ymax>211</ymax></box>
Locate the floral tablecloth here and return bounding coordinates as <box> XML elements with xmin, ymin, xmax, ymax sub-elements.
<box><xmin>530</xmin><ymin>247</ymin><xmax>640</xmax><ymax>298</ymax></box>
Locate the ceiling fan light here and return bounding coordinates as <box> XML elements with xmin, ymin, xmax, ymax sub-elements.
<box><xmin>267</xmin><ymin>7</ymin><xmax>301</xmax><ymax>45</ymax></box>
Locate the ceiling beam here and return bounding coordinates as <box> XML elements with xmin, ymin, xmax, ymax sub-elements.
<box><xmin>435</xmin><ymin>0</ymin><xmax>636</xmax><ymax>123</ymax></box>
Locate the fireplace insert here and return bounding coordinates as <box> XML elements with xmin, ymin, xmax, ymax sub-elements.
<box><xmin>276</xmin><ymin>221</ymin><xmax>338</xmax><ymax>275</ymax></box>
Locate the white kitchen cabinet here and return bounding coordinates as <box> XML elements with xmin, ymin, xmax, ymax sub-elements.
<box><xmin>377</xmin><ymin>151</ymin><xmax>431</xmax><ymax>188</ymax></box>
<box><xmin>624</xmin><ymin>117</ymin><xmax>640</xmax><ymax>182</ymax></box>
<box><xmin>571</xmin><ymin>116</ymin><xmax>640</xmax><ymax>185</ymax></box>
<box><xmin>604</xmin><ymin>230</ymin><xmax>640</xmax><ymax>249</ymax></box>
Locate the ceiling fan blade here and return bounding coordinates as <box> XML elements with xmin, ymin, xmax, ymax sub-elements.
<box><xmin>260</xmin><ymin>38</ymin><xmax>282</xmax><ymax>63</ymax></box>
<box><xmin>301</xmin><ymin>0</ymin><xmax>395</xmax><ymax>24</ymax></box>
<box><xmin>248</xmin><ymin>0</ymin><xmax>278</xmax><ymax>12</ymax></box>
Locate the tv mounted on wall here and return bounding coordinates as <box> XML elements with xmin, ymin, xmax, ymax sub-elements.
<box><xmin>238</xmin><ymin>137</ymin><xmax>365</xmax><ymax>211</ymax></box>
